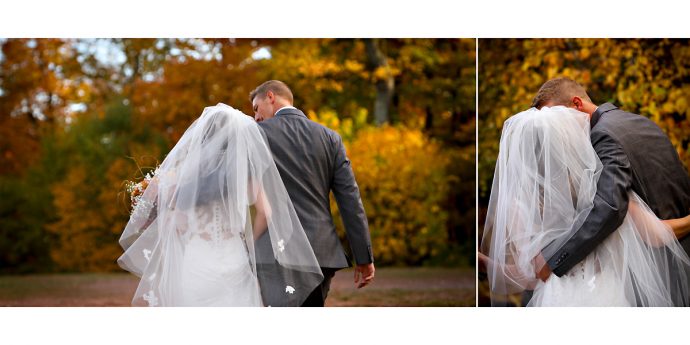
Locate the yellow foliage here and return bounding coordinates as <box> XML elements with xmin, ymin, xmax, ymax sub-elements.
<box><xmin>334</xmin><ymin>125</ymin><xmax>453</xmax><ymax>265</ymax></box>
<box><xmin>47</xmin><ymin>165</ymin><xmax>118</xmax><ymax>271</ymax></box>
<box><xmin>480</xmin><ymin>39</ymin><xmax>690</xmax><ymax>200</ymax></box>
<box><xmin>308</xmin><ymin>107</ymin><xmax>368</xmax><ymax>142</ymax></box>
<box><xmin>48</xmin><ymin>156</ymin><xmax>141</xmax><ymax>272</ymax></box>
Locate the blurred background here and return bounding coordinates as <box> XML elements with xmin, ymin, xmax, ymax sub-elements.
<box><xmin>478</xmin><ymin>38</ymin><xmax>690</xmax><ymax>306</ymax></box>
<box><xmin>0</xmin><ymin>38</ymin><xmax>476</xmax><ymax>306</ymax></box>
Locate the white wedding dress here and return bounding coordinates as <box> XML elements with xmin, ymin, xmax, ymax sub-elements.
<box><xmin>527</xmin><ymin>193</ymin><xmax>670</xmax><ymax>307</ymax></box>
<box><xmin>482</xmin><ymin>106</ymin><xmax>690</xmax><ymax>307</ymax></box>
<box><xmin>179</xmin><ymin>202</ymin><xmax>262</xmax><ymax>306</ymax></box>
<box><xmin>118</xmin><ymin>104</ymin><xmax>323</xmax><ymax>307</ymax></box>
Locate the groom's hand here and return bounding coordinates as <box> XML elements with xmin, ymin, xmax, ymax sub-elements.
<box><xmin>533</xmin><ymin>253</ymin><xmax>552</xmax><ymax>282</ymax></box>
<box><xmin>354</xmin><ymin>263</ymin><xmax>375</xmax><ymax>289</ymax></box>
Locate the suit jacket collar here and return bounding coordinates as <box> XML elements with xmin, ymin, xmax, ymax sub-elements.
<box><xmin>275</xmin><ymin>107</ymin><xmax>307</xmax><ymax>118</ymax></box>
<box><xmin>591</xmin><ymin>102</ymin><xmax>617</xmax><ymax>128</ymax></box>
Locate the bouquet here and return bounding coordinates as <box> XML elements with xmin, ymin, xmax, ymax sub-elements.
<box><xmin>124</xmin><ymin>166</ymin><xmax>159</xmax><ymax>228</ymax></box>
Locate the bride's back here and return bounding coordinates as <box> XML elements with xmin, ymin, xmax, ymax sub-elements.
<box><xmin>119</xmin><ymin>104</ymin><xmax>324</xmax><ymax>306</ymax></box>
<box><xmin>482</xmin><ymin>107</ymin><xmax>602</xmax><ymax>296</ymax></box>
<box><xmin>490</xmin><ymin>106</ymin><xmax>601</xmax><ymax>246</ymax></box>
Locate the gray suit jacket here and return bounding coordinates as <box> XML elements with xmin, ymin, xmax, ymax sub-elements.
<box><xmin>257</xmin><ymin>107</ymin><xmax>373</xmax><ymax>269</ymax></box>
<box><xmin>547</xmin><ymin>103</ymin><xmax>690</xmax><ymax>276</ymax></box>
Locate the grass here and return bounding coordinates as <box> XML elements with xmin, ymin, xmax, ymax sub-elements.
<box><xmin>0</xmin><ymin>267</ymin><xmax>475</xmax><ymax>307</ymax></box>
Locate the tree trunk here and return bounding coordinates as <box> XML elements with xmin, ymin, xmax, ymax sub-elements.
<box><xmin>424</xmin><ymin>105</ymin><xmax>434</xmax><ymax>132</ymax></box>
<box><xmin>364</xmin><ymin>39</ymin><xmax>394</xmax><ymax>126</ymax></box>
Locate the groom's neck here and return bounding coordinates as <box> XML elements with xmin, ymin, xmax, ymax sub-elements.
<box><xmin>581</xmin><ymin>102</ymin><xmax>598</xmax><ymax>118</ymax></box>
<box><xmin>272</xmin><ymin>101</ymin><xmax>293</xmax><ymax>113</ymax></box>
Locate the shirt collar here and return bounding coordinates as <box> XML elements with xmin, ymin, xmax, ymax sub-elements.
<box><xmin>274</xmin><ymin>105</ymin><xmax>297</xmax><ymax>116</ymax></box>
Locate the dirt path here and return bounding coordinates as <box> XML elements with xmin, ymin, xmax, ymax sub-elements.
<box><xmin>0</xmin><ymin>267</ymin><xmax>475</xmax><ymax>307</ymax></box>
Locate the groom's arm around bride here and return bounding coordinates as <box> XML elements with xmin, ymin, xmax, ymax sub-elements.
<box><xmin>532</xmin><ymin>78</ymin><xmax>690</xmax><ymax>283</ymax></box>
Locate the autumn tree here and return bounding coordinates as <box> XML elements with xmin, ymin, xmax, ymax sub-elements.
<box><xmin>480</xmin><ymin>39</ymin><xmax>690</xmax><ymax>204</ymax></box>
<box><xmin>1</xmin><ymin>38</ymin><xmax>476</xmax><ymax>271</ymax></box>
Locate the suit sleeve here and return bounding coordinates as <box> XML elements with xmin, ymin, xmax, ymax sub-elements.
<box><xmin>546</xmin><ymin>129</ymin><xmax>632</xmax><ymax>276</ymax></box>
<box><xmin>331</xmin><ymin>133</ymin><xmax>374</xmax><ymax>265</ymax></box>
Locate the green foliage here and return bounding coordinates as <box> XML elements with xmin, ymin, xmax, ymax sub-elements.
<box><xmin>45</xmin><ymin>98</ymin><xmax>163</xmax><ymax>271</ymax></box>
<box><xmin>0</xmin><ymin>176</ymin><xmax>54</xmax><ymax>273</ymax></box>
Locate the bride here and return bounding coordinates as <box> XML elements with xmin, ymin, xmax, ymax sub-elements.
<box><xmin>117</xmin><ymin>103</ymin><xmax>323</xmax><ymax>307</ymax></box>
<box><xmin>481</xmin><ymin>106</ymin><xmax>690</xmax><ymax>307</ymax></box>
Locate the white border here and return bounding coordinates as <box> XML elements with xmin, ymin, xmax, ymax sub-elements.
<box><xmin>3</xmin><ymin>1</ymin><xmax>690</xmax><ymax>37</ymax></box>
<box><xmin>3</xmin><ymin>307</ymin><xmax>690</xmax><ymax>344</ymax></box>
<box><xmin>4</xmin><ymin>2</ymin><xmax>690</xmax><ymax>344</ymax></box>
<box><xmin>475</xmin><ymin>38</ymin><xmax>480</xmax><ymax>308</ymax></box>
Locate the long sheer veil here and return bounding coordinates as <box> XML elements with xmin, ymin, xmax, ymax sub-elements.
<box><xmin>481</xmin><ymin>106</ymin><xmax>690</xmax><ymax>306</ymax></box>
<box><xmin>118</xmin><ymin>103</ymin><xmax>323</xmax><ymax>306</ymax></box>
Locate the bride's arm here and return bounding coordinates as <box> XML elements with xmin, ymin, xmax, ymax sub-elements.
<box><xmin>662</xmin><ymin>213</ymin><xmax>690</xmax><ymax>240</ymax></box>
<box><xmin>478</xmin><ymin>252</ymin><xmax>540</xmax><ymax>291</ymax></box>
<box><xmin>629</xmin><ymin>199</ymin><xmax>690</xmax><ymax>246</ymax></box>
<box><xmin>252</xmin><ymin>185</ymin><xmax>270</xmax><ymax>241</ymax></box>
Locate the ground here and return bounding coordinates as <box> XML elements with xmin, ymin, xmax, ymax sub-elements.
<box><xmin>0</xmin><ymin>267</ymin><xmax>475</xmax><ymax>307</ymax></box>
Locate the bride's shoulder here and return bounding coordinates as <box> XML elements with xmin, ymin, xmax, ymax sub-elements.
<box><xmin>503</xmin><ymin>108</ymin><xmax>540</xmax><ymax>128</ymax></box>
<box><xmin>203</xmin><ymin>103</ymin><xmax>255</xmax><ymax>123</ymax></box>
<box><xmin>504</xmin><ymin>106</ymin><xmax>587</xmax><ymax>129</ymax></box>
<box><xmin>210</xmin><ymin>103</ymin><xmax>238</xmax><ymax>112</ymax></box>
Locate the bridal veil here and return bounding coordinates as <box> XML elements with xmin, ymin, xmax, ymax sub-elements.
<box><xmin>118</xmin><ymin>103</ymin><xmax>323</xmax><ymax>306</ymax></box>
<box><xmin>481</xmin><ymin>106</ymin><xmax>690</xmax><ymax>306</ymax></box>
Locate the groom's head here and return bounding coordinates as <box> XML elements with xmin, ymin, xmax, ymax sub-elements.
<box><xmin>250</xmin><ymin>80</ymin><xmax>294</xmax><ymax>122</ymax></box>
<box><xmin>531</xmin><ymin>77</ymin><xmax>597</xmax><ymax>116</ymax></box>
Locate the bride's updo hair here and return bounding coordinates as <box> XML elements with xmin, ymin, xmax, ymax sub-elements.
<box><xmin>249</xmin><ymin>80</ymin><xmax>294</xmax><ymax>104</ymax></box>
<box><xmin>530</xmin><ymin>77</ymin><xmax>592</xmax><ymax>109</ymax></box>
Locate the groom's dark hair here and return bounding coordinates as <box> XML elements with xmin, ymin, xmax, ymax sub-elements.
<box><xmin>249</xmin><ymin>80</ymin><xmax>294</xmax><ymax>104</ymax></box>
<box><xmin>531</xmin><ymin>77</ymin><xmax>592</xmax><ymax>109</ymax></box>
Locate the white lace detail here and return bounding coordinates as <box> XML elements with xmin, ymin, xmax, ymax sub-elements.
<box><xmin>193</xmin><ymin>201</ymin><xmax>235</xmax><ymax>246</ymax></box>
<box><xmin>143</xmin><ymin>290</ymin><xmax>158</xmax><ymax>307</ymax></box>
<box><xmin>563</xmin><ymin>261</ymin><xmax>587</xmax><ymax>280</ymax></box>
<box><xmin>586</xmin><ymin>276</ymin><xmax>597</xmax><ymax>292</ymax></box>
<box><xmin>212</xmin><ymin>203</ymin><xmax>223</xmax><ymax>244</ymax></box>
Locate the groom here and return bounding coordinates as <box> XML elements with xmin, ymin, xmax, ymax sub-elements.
<box><xmin>249</xmin><ymin>80</ymin><xmax>375</xmax><ymax>307</ymax></box>
<box><xmin>531</xmin><ymin>78</ymin><xmax>690</xmax><ymax>299</ymax></box>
